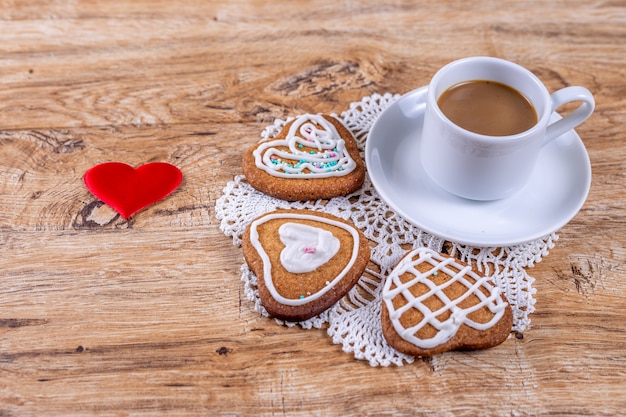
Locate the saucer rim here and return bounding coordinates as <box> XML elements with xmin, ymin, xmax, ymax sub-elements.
<box><xmin>364</xmin><ymin>86</ymin><xmax>592</xmax><ymax>247</ymax></box>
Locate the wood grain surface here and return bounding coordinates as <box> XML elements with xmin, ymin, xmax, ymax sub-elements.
<box><xmin>1</xmin><ymin>1</ymin><xmax>625</xmax><ymax>416</ymax></box>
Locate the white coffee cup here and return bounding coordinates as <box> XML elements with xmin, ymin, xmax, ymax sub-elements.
<box><xmin>420</xmin><ymin>56</ymin><xmax>595</xmax><ymax>201</ymax></box>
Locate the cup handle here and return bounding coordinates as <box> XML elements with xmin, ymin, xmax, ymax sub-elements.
<box><xmin>543</xmin><ymin>86</ymin><xmax>595</xmax><ymax>145</ymax></box>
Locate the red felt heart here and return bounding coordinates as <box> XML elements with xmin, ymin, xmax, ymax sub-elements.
<box><xmin>84</xmin><ymin>162</ymin><xmax>183</xmax><ymax>219</ymax></box>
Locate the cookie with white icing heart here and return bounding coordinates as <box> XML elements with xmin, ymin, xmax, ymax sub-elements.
<box><xmin>242</xmin><ymin>209</ymin><xmax>370</xmax><ymax>321</ymax></box>
<box><xmin>381</xmin><ymin>247</ymin><xmax>513</xmax><ymax>357</ymax></box>
<box><xmin>242</xmin><ymin>114</ymin><xmax>365</xmax><ymax>201</ymax></box>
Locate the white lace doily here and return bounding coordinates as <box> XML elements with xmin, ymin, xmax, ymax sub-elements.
<box><xmin>215</xmin><ymin>93</ymin><xmax>556</xmax><ymax>367</ymax></box>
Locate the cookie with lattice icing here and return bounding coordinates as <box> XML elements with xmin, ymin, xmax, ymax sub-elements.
<box><xmin>242</xmin><ymin>209</ymin><xmax>370</xmax><ymax>321</ymax></box>
<box><xmin>242</xmin><ymin>114</ymin><xmax>365</xmax><ymax>201</ymax></box>
<box><xmin>381</xmin><ymin>247</ymin><xmax>513</xmax><ymax>357</ymax></box>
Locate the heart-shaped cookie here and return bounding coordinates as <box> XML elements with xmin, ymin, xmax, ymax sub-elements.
<box><xmin>242</xmin><ymin>209</ymin><xmax>370</xmax><ymax>322</ymax></box>
<box><xmin>382</xmin><ymin>247</ymin><xmax>513</xmax><ymax>357</ymax></box>
<box><xmin>242</xmin><ymin>114</ymin><xmax>366</xmax><ymax>201</ymax></box>
<box><xmin>84</xmin><ymin>162</ymin><xmax>182</xmax><ymax>219</ymax></box>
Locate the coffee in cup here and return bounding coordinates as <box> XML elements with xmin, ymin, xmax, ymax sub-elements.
<box><xmin>420</xmin><ymin>56</ymin><xmax>595</xmax><ymax>201</ymax></box>
<box><xmin>437</xmin><ymin>80</ymin><xmax>537</xmax><ymax>136</ymax></box>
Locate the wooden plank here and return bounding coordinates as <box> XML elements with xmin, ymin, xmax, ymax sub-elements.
<box><xmin>1</xmin><ymin>0</ymin><xmax>625</xmax><ymax>415</ymax></box>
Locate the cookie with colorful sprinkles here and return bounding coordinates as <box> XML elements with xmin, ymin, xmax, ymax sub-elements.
<box><xmin>381</xmin><ymin>247</ymin><xmax>514</xmax><ymax>357</ymax></box>
<box><xmin>242</xmin><ymin>114</ymin><xmax>365</xmax><ymax>201</ymax></box>
<box><xmin>242</xmin><ymin>209</ymin><xmax>370</xmax><ymax>322</ymax></box>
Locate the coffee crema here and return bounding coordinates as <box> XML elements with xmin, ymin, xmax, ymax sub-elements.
<box><xmin>437</xmin><ymin>80</ymin><xmax>538</xmax><ymax>136</ymax></box>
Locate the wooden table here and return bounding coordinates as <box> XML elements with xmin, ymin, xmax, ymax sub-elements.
<box><xmin>1</xmin><ymin>1</ymin><xmax>624</xmax><ymax>415</ymax></box>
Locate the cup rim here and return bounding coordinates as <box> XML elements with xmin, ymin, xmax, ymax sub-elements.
<box><xmin>428</xmin><ymin>56</ymin><xmax>552</xmax><ymax>142</ymax></box>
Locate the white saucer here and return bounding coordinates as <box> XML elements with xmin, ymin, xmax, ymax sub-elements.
<box><xmin>365</xmin><ymin>87</ymin><xmax>591</xmax><ymax>247</ymax></box>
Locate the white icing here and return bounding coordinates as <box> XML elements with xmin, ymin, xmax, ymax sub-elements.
<box><xmin>278</xmin><ymin>222</ymin><xmax>340</xmax><ymax>273</ymax></box>
<box><xmin>382</xmin><ymin>247</ymin><xmax>507</xmax><ymax>349</ymax></box>
<box><xmin>252</xmin><ymin>114</ymin><xmax>357</xmax><ymax>178</ymax></box>
<box><xmin>249</xmin><ymin>212</ymin><xmax>360</xmax><ymax>306</ymax></box>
